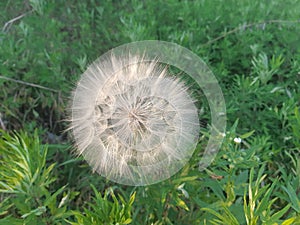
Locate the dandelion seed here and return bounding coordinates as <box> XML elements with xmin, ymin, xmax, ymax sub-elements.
<box><xmin>70</xmin><ymin>51</ymin><xmax>200</xmax><ymax>185</ymax></box>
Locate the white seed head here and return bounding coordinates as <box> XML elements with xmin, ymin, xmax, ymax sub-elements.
<box><xmin>70</xmin><ymin>52</ymin><xmax>200</xmax><ymax>185</ymax></box>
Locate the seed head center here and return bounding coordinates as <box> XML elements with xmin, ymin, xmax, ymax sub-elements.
<box><xmin>128</xmin><ymin>108</ymin><xmax>147</xmax><ymax>132</ymax></box>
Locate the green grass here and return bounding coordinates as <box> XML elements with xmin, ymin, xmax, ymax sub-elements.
<box><xmin>0</xmin><ymin>0</ymin><xmax>300</xmax><ymax>224</ymax></box>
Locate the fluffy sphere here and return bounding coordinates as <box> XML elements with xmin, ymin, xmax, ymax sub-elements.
<box><xmin>70</xmin><ymin>53</ymin><xmax>200</xmax><ymax>185</ymax></box>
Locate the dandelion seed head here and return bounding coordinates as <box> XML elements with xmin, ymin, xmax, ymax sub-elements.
<box><xmin>70</xmin><ymin>51</ymin><xmax>200</xmax><ymax>185</ymax></box>
<box><xmin>69</xmin><ymin>40</ymin><xmax>227</xmax><ymax>185</ymax></box>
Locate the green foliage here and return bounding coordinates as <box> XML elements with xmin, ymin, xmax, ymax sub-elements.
<box><xmin>243</xmin><ymin>166</ymin><xmax>290</xmax><ymax>225</ymax></box>
<box><xmin>67</xmin><ymin>185</ymin><xmax>135</xmax><ymax>225</ymax></box>
<box><xmin>0</xmin><ymin>130</ymin><xmax>54</xmax><ymax>194</ymax></box>
<box><xmin>0</xmin><ymin>0</ymin><xmax>300</xmax><ymax>224</ymax></box>
<box><xmin>201</xmin><ymin>165</ymin><xmax>296</xmax><ymax>225</ymax></box>
<box><xmin>0</xmin><ymin>130</ymin><xmax>72</xmax><ymax>224</ymax></box>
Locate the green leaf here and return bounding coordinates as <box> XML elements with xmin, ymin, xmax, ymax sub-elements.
<box><xmin>255</xmin><ymin>179</ymin><xmax>277</xmax><ymax>216</ymax></box>
<box><xmin>173</xmin><ymin>194</ymin><xmax>189</xmax><ymax>211</ymax></box>
<box><xmin>205</xmin><ymin>180</ymin><xmax>226</xmax><ymax>201</ymax></box>
<box><xmin>265</xmin><ymin>204</ymin><xmax>291</xmax><ymax>225</ymax></box>
<box><xmin>240</xmin><ymin>130</ymin><xmax>255</xmax><ymax>139</ymax></box>
<box><xmin>202</xmin><ymin>207</ymin><xmax>226</xmax><ymax>222</ymax></box>
<box><xmin>128</xmin><ymin>191</ymin><xmax>136</xmax><ymax>206</ymax></box>
<box><xmin>44</xmin><ymin>185</ymin><xmax>67</xmax><ymax>214</ymax></box>
<box><xmin>21</xmin><ymin>206</ymin><xmax>47</xmax><ymax>218</ymax></box>
<box><xmin>123</xmin><ymin>218</ymin><xmax>132</xmax><ymax>224</ymax></box>
<box><xmin>172</xmin><ymin>176</ymin><xmax>198</xmax><ymax>184</ymax></box>
<box><xmin>0</xmin><ymin>216</ymin><xmax>23</xmax><ymax>225</ymax></box>
<box><xmin>281</xmin><ymin>217</ymin><xmax>296</xmax><ymax>225</ymax></box>
<box><xmin>282</xmin><ymin>183</ymin><xmax>300</xmax><ymax>212</ymax></box>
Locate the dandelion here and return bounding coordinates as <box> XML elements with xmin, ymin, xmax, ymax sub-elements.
<box><xmin>70</xmin><ymin>51</ymin><xmax>200</xmax><ymax>186</ymax></box>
